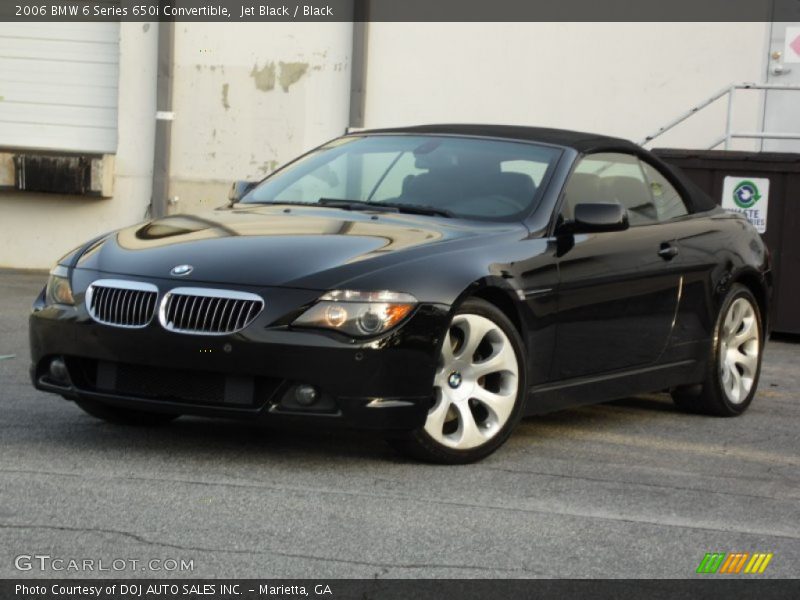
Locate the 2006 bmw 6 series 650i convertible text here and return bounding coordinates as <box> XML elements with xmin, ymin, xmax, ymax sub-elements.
<box><xmin>30</xmin><ymin>125</ymin><xmax>771</xmax><ymax>463</ymax></box>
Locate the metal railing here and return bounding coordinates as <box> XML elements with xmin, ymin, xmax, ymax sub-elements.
<box><xmin>641</xmin><ymin>83</ymin><xmax>800</xmax><ymax>150</ymax></box>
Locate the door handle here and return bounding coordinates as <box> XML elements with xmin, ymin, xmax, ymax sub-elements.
<box><xmin>658</xmin><ymin>243</ymin><xmax>679</xmax><ymax>260</ymax></box>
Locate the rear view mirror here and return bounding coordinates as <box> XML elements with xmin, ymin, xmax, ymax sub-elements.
<box><xmin>228</xmin><ymin>180</ymin><xmax>257</xmax><ymax>205</ymax></box>
<box><xmin>570</xmin><ymin>202</ymin><xmax>629</xmax><ymax>233</ymax></box>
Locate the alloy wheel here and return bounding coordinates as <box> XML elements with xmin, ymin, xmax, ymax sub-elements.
<box><xmin>425</xmin><ymin>313</ymin><xmax>520</xmax><ymax>450</ymax></box>
<box><xmin>718</xmin><ymin>297</ymin><xmax>760</xmax><ymax>405</ymax></box>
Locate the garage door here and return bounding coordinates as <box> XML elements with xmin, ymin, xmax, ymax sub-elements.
<box><xmin>0</xmin><ymin>23</ymin><xmax>119</xmax><ymax>154</ymax></box>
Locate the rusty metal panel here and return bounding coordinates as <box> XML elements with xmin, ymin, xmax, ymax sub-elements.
<box><xmin>654</xmin><ymin>148</ymin><xmax>800</xmax><ymax>334</ymax></box>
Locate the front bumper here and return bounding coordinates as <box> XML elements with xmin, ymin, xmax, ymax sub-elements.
<box><xmin>29</xmin><ymin>275</ymin><xmax>449</xmax><ymax>431</ymax></box>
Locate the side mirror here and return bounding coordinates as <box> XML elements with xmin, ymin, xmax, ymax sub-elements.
<box><xmin>228</xmin><ymin>180</ymin><xmax>257</xmax><ymax>205</ymax></box>
<box><xmin>567</xmin><ymin>202</ymin><xmax>629</xmax><ymax>233</ymax></box>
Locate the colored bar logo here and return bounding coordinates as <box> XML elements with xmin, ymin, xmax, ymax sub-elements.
<box><xmin>696</xmin><ymin>552</ymin><xmax>773</xmax><ymax>574</ymax></box>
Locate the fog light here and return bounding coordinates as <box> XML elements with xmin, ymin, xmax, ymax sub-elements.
<box><xmin>294</xmin><ymin>384</ymin><xmax>319</xmax><ymax>407</ymax></box>
<box><xmin>48</xmin><ymin>357</ymin><xmax>69</xmax><ymax>384</ymax></box>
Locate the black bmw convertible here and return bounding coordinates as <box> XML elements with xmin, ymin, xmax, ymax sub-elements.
<box><xmin>30</xmin><ymin>125</ymin><xmax>771</xmax><ymax>463</ymax></box>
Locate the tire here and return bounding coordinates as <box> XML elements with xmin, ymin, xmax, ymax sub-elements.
<box><xmin>74</xmin><ymin>397</ymin><xmax>180</xmax><ymax>426</ymax></box>
<box><xmin>672</xmin><ymin>284</ymin><xmax>763</xmax><ymax>417</ymax></box>
<box><xmin>389</xmin><ymin>297</ymin><xmax>527</xmax><ymax>464</ymax></box>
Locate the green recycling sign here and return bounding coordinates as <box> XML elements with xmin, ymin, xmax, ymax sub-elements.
<box><xmin>722</xmin><ymin>176</ymin><xmax>769</xmax><ymax>233</ymax></box>
<box><xmin>732</xmin><ymin>180</ymin><xmax>762</xmax><ymax>209</ymax></box>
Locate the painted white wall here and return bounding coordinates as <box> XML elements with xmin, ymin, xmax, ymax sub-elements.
<box><xmin>167</xmin><ymin>23</ymin><xmax>353</xmax><ymax>214</ymax></box>
<box><xmin>0</xmin><ymin>22</ymin><xmax>158</xmax><ymax>270</ymax></box>
<box><xmin>363</xmin><ymin>23</ymin><xmax>770</xmax><ymax>150</ymax></box>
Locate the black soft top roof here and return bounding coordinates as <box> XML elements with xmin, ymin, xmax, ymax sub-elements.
<box><xmin>358</xmin><ymin>124</ymin><xmax>640</xmax><ymax>153</ymax></box>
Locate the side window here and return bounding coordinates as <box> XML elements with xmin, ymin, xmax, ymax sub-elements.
<box><xmin>562</xmin><ymin>153</ymin><xmax>656</xmax><ymax>226</ymax></box>
<box><xmin>562</xmin><ymin>154</ymin><xmax>690</xmax><ymax>226</ymax></box>
<box><xmin>639</xmin><ymin>161</ymin><xmax>689</xmax><ymax>221</ymax></box>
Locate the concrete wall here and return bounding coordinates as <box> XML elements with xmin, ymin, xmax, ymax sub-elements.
<box><xmin>0</xmin><ymin>22</ymin><xmax>158</xmax><ymax>270</ymax></box>
<box><xmin>167</xmin><ymin>23</ymin><xmax>353</xmax><ymax>214</ymax></box>
<box><xmin>363</xmin><ymin>23</ymin><xmax>770</xmax><ymax>150</ymax></box>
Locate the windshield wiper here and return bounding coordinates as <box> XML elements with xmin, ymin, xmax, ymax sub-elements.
<box><xmin>243</xmin><ymin>198</ymin><xmax>452</xmax><ymax>218</ymax></box>
<box><xmin>318</xmin><ymin>198</ymin><xmax>452</xmax><ymax>218</ymax></box>
<box><xmin>382</xmin><ymin>202</ymin><xmax>453</xmax><ymax>218</ymax></box>
<box><xmin>318</xmin><ymin>199</ymin><xmax>399</xmax><ymax>213</ymax></box>
<box><xmin>241</xmin><ymin>200</ymin><xmax>314</xmax><ymax>207</ymax></box>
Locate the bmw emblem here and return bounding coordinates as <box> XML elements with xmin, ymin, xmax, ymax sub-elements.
<box><xmin>448</xmin><ymin>371</ymin><xmax>463</xmax><ymax>389</ymax></box>
<box><xmin>170</xmin><ymin>264</ymin><xmax>193</xmax><ymax>277</ymax></box>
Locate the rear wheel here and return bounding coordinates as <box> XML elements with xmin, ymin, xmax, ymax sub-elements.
<box><xmin>74</xmin><ymin>397</ymin><xmax>180</xmax><ymax>426</ymax></box>
<box><xmin>389</xmin><ymin>297</ymin><xmax>526</xmax><ymax>464</ymax></box>
<box><xmin>672</xmin><ymin>284</ymin><xmax>763</xmax><ymax>416</ymax></box>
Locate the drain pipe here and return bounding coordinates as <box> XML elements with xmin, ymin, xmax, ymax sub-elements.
<box><xmin>150</xmin><ymin>21</ymin><xmax>174</xmax><ymax>219</ymax></box>
<box><xmin>349</xmin><ymin>1</ymin><xmax>369</xmax><ymax>129</ymax></box>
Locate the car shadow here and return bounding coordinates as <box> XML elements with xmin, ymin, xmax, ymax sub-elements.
<box><xmin>517</xmin><ymin>392</ymin><xmax>680</xmax><ymax>433</ymax></box>
<box><xmin>29</xmin><ymin>393</ymin><xmax>681</xmax><ymax>465</ymax></box>
<box><xmin>604</xmin><ymin>393</ymin><xmax>680</xmax><ymax>412</ymax></box>
<box><xmin>37</xmin><ymin>409</ymin><xmax>403</xmax><ymax>465</ymax></box>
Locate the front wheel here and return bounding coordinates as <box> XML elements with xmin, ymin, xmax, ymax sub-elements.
<box><xmin>389</xmin><ymin>297</ymin><xmax>526</xmax><ymax>464</ymax></box>
<box><xmin>672</xmin><ymin>284</ymin><xmax>763</xmax><ymax>416</ymax></box>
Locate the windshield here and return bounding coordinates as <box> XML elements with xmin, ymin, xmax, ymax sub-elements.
<box><xmin>242</xmin><ymin>135</ymin><xmax>561</xmax><ymax>220</ymax></box>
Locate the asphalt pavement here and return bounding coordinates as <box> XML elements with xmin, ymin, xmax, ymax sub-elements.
<box><xmin>1</xmin><ymin>270</ymin><xmax>798</xmax><ymax>578</ymax></box>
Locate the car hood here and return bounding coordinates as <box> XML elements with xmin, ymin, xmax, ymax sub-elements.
<box><xmin>72</xmin><ymin>205</ymin><xmax>522</xmax><ymax>289</ymax></box>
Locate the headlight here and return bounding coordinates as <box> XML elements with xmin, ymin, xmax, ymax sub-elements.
<box><xmin>46</xmin><ymin>265</ymin><xmax>75</xmax><ymax>306</ymax></box>
<box><xmin>293</xmin><ymin>290</ymin><xmax>417</xmax><ymax>337</ymax></box>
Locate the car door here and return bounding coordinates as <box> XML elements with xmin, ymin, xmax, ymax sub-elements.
<box><xmin>551</xmin><ymin>152</ymin><xmax>687</xmax><ymax>380</ymax></box>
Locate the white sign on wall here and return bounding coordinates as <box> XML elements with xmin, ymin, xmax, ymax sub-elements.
<box><xmin>721</xmin><ymin>176</ymin><xmax>769</xmax><ymax>233</ymax></box>
<box><xmin>784</xmin><ymin>26</ymin><xmax>800</xmax><ymax>64</ymax></box>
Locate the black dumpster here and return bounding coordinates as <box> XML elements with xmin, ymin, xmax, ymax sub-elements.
<box><xmin>654</xmin><ymin>149</ymin><xmax>800</xmax><ymax>335</ymax></box>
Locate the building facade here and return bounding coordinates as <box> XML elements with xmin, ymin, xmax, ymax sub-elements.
<box><xmin>1</xmin><ymin>21</ymin><xmax>796</xmax><ymax>269</ymax></box>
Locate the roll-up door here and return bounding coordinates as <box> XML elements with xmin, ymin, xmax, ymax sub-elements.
<box><xmin>0</xmin><ymin>23</ymin><xmax>119</xmax><ymax>154</ymax></box>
